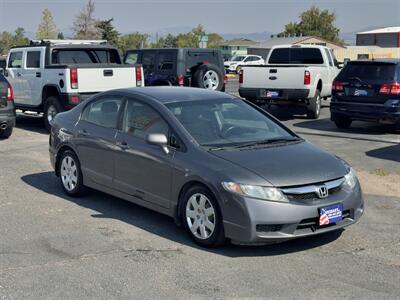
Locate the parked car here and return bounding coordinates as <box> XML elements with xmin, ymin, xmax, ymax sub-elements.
<box><xmin>0</xmin><ymin>56</ymin><xmax>6</xmax><ymax>75</ymax></box>
<box><xmin>5</xmin><ymin>39</ymin><xmax>144</xmax><ymax>130</ymax></box>
<box><xmin>331</xmin><ymin>59</ymin><xmax>400</xmax><ymax>132</ymax></box>
<box><xmin>124</xmin><ymin>48</ymin><xmax>226</xmax><ymax>91</ymax></box>
<box><xmin>239</xmin><ymin>45</ymin><xmax>340</xmax><ymax>119</ymax></box>
<box><xmin>49</xmin><ymin>87</ymin><xmax>363</xmax><ymax>247</ymax></box>
<box><xmin>224</xmin><ymin>54</ymin><xmax>264</xmax><ymax>73</ymax></box>
<box><xmin>0</xmin><ymin>73</ymin><xmax>16</xmax><ymax>139</ymax></box>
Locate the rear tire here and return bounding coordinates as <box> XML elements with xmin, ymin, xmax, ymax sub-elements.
<box><xmin>307</xmin><ymin>90</ymin><xmax>321</xmax><ymax>119</ymax></box>
<box><xmin>0</xmin><ymin>126</ymin><xmax>13</xmax><ymax>139</ymax></box>
<box><xmin>181</xmin><ymin>185</ymin><xmax>226</xmax><ymax>248</ymax></box>
<box><xmin>44</xmin><ymin>96</ymin><xmax>63</xmax><ymax>132</ymax></box>
<box><xmin>58</xmin><ymin>150</ymin><xmax>86</xmax><ymax>197</ymax></box>
<box><xmin>192</xmin><ymin>64</ymin><xmax>224</xmax><ymax>91</ymax></box>
<box><xmin>332</xmin><ymin>114</ymin><xmax>352</xmax><ymax>129</ymax></box>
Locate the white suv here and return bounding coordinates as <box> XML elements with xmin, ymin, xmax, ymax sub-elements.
<box><xmin>224</xmin><ymin>55</ymin><xmax>265</xmax><ymax>73</ymax></box>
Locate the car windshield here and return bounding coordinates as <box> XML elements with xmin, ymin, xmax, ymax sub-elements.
<box><xmin>231</xmin><ymin>56</ymin><xmax>245</xmax><ymax>62</ymax></box>
<box><xmin>166</xmin><ymin>98</ymin><xmax>295</xmax><ymax>148</ymax></box>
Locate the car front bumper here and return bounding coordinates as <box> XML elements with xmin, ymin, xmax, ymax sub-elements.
<box><xmin>220</xmin><ymin>183</ymin><xmax>364</xmax><ymax>244</ymax></box>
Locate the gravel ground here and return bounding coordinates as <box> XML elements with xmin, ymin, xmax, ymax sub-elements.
<box><xmin>0</xmin><ymin>84</ymin><xmax>399</xmax><ymax>299</ymax></box>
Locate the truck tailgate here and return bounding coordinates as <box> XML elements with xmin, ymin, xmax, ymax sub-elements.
<box><xmin>76</xmin><ymin>67</ymin><xmax>138</xmax><ymax>93</ymax></box>
<box><xmin>241</xmin><ymin>66</ymin><xmax>307</xmax><ymax>89</ymax></box>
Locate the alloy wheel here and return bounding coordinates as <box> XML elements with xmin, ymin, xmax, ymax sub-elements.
<box><xmin>60</xmin><ymin>155</ymin><xmax>78</xmax><ymax>192</ymax></box>
<box><xmin>186</xmin><ymin>193</ymin><xmax>216</xmax><ymax>240</ymax></box>
<box><xmin>203</xmin><ymin>70</ymin><xmax>219</xmax><ymax>90</ymax></box>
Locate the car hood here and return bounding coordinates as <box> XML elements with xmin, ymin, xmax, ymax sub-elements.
<box><xmin>210</xmin><ymin>141</ymin><xmax>348</xmax><ymax>187</ymax></box>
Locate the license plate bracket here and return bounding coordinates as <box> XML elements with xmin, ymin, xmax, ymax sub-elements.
<box><xmin>260</xmin><ymin>90</ymin><xmax>279</xmax><ymax>98</ymax></box>
<box><xmin>319</xmin><ymin>203</ymin><xmax>343</xmax><ymax>226</ymax></box>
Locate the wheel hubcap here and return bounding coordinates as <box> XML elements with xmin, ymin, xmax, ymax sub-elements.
<box><xmin>47</xmin><ymin>105</ymin><xmax>58</xmax><ymax>123</ymax></box>
<box><xmin>186</xmin><ymin>193</ymin><xmax>216</xmax><ymax>240</ymax></box>
<box><xmin>203</xmin><ymin>71</ymin><xmax>219</xmax><ymax>90</ymax></box>
<box><xmin>60</xmin><ymin>156</ymin><xmax>78</xmax><ymax>192</ymax></box>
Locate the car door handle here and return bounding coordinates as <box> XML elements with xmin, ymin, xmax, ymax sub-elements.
<box><xmin>116</xmin><ymin>141</ymin><xmax>129</xmax><ymax>150</ymax></box>
<box><xmin>36</xmin><ymin>72</ymin><xmax>41</xmax><ymax>78</ymax></box>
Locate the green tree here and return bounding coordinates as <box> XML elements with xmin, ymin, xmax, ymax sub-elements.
<box><xmin>207</xmin><ymin>33</ymin><xmax>224</xmax><ymax>48</ymax></box>
<box><xmin>118</xmin><ymin>32</ymin><xmax>150</xmax><ymax>52</ymax></box>
<box><xmin>281</xmin><ymin>6</ymin><xmax>343</xmax><ymax>44</ymax></box>
<box><xmin>72</xmin><ymin>0</ymin><xmax>100</xmax><ymax>39</ymax></box>
<box><xmin>96</xmin><ymin>18</ymin><xmax>120</xmax><ymax>45</ymax></box>
<box><xmin>0</xmin><ymin>28</ymin><xmax>29</xmax><ymax>54</ymax></box>
<box><xmin>57</xmin><ymin>32</ymin><xmax>65</xmax><ymax>39</ymax></box>
<box><xmin>36</xmin><ymin>8</ymin><xmax>58</xmax><ymax>39</ymax></box>
<box><xmin>176</xmin><ymin>24</ymin><xmax>206</xmax><ymax>48</ymax></box>
<box><xmin>152</xmin><ymin>33</ymin><xmax>178</xmax><ymax>48</ymax></box>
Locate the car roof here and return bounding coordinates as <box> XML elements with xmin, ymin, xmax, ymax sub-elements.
<box><xmin>348</xmin><ymin>58</ymin><xmax>400</xmax><ymax>64</ymax></box>
<box><xmin>117</xmin><ymin>87</ymin><xmax>235</xmax><ymax>104</ymax></box>
<box><xmin>126</xmin><ymin>48</ymin><xmax>220</xmax><ymax>52</ymax></box>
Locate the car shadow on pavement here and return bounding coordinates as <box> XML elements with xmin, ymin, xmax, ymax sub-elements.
<box><xmin>15</xmin><ymin>114</ymin><xmax>48</xmax><ymax>135</ymax></box>
<box><xmin>263</xmin><ymin>104</ymin><xmax>330</xmax><ymax>121</ymax></box>
<box><xmin>21</xmin><ymin>171</ymin><xmax>344</xmax><ymax>258</ymax></box>
<box><xmin>366</xmin><ymin>144</ymin><xmax>400</xmax><ymax>163</ymax></box>
<box><xmin>292</xmin><ymin>117</ymin><xmax>392</xmax><ymax>137</ymax></box>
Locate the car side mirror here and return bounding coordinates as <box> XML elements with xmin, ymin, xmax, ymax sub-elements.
<box><xmin>146</xmin><ymin>133</ymin><xmax>169</xmax><ymax>154</ymax></box>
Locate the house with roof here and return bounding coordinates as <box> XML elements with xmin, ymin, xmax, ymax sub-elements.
<box><xmin>218</xmin><ymin>38</ymin><xmax>258</xmax><ymax>60</ymax></box>
<box><xmin>356</xmin><ymin>27</ymin><xmax>400</xmax><ymax>48</ymax></box>
<box><xmin>247</xmin><ymin>36</ymin><xmax>345</xmax><ymax>59</ymax></box>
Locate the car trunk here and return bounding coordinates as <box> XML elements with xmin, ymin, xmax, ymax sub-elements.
<box><xmin>334</xmin><ymin>62</ymin><xmax>398</xmax><ymax>104</ymax></box>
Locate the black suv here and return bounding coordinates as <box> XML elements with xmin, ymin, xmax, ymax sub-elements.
<box><xmin>331</xmin><ymin>59</ymin><xmax>400</xmax><ymax>132</ymax></box>
<box><xmin>124</xmin><ymin>48</ymin><xmax>226</xmax><ymax>91</ymax></box>
<box><xmin>0</xmin><ymin>73</ymin><xmax>16</xmax><ymax>139</ymax></box>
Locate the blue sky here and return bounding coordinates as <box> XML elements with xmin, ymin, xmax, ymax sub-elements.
<box><xmin>0</xmin><ymin>0</ymin><xmax>399</xmax><ymax>37</ymax></box>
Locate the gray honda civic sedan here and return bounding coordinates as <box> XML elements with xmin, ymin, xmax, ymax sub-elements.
<box><xmin>49</xmin><ymin>87</ymin><xmax>363</xmax><ymax>247</ymax></box>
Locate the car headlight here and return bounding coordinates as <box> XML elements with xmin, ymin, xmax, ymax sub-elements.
<box><xmin>222</xmin><ymin>182</ymin><xmax>287</xmax><ymax>202</ymax></box>
<box><xmin>343</xmin><ymin>168</ymin><xmax>357</xmax><ymax>190</ymax></box>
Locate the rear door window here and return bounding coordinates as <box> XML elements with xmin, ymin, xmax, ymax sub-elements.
<box><xmin>81</xmin><ymin>97</ymin><xmax>123</xmax><ymax>129</ymax></box>
<box><xmin>157</xmin><ymin>51</ymin><xmax>176</xmax><ymax>73</ymax></box>
<box><xmin>26</xmin><ymin>51</ymin><xmax>41</xmax><ymax>68</ymax></box>
<box><xmin>339</xmin><ymin>63</ymin><xmax>396</xmax><ymax>81</ymax></box>
<box><xmin>8</xmin><ymin>51</ymin><xmax>23</xmax><ymax>68</ymax></box>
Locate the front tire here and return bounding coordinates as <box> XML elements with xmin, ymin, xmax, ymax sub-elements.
<box><xmin>58</xmin><ymin>150</ymin><xmax>86</xmax><ymax>197</ymax></box>
<box><xmin>307</xmin><ymin>90</ymin><xmax>321</xmax><ymax>119</ymax></box>
<box><xmin>182</xmin><ymin>185</ymin><xmax>225</xmax><ymax>248</ymax></box>
<box><xmin>44</xmin><ymin>96</ymin><xmax>63</xmax><ymax>132</ymax></box>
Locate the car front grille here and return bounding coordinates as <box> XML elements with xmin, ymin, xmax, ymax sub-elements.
<box><xmin>281</xmin><ymin>177</ymin><xmax>344</xmax><ymax>202</ymax></box>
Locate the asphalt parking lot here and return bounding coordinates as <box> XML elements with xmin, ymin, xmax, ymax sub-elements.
<box><xmin>0</xmin><ymin>81</ymin><xmax>399</xmax><ymax>299</ymax></box>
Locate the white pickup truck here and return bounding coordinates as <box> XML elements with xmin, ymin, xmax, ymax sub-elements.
<box><xmin>239</xmin><ymin>45</ymin><xmax>340</xmax><ymax>118</ymax></box>
<box><xmin>5</xmin><ymin>40</ymin><xmax>144</xmax><ymax>130</ymax></box>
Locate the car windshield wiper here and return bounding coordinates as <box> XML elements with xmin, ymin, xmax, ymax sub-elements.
<box><xmin>234</xmin><ymin>137</ymin><xmax>302</xmax><ymax>149</ymax></box>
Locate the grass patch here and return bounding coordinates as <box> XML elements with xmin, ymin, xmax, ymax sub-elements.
<box><xmin>369</xmin><ymin>168</ymin><xmax>391</xmax><ymax>176</ymax></box>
